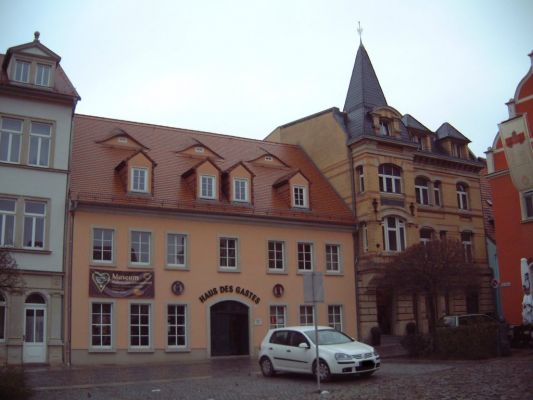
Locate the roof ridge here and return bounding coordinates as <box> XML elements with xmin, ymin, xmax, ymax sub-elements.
<box><xmin>74</xmin><ymin>113</ymin><xmax>304</xmax><ymax>149</ymax></box>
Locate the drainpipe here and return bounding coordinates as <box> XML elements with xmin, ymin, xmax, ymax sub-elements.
<box><xmin>346</xmin><ymin>144</ymin><xmax>361</xmax><ymax>340</ymax></box>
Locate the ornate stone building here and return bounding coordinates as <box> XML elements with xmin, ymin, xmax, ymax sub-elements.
<box><xmin>267</xmin><ymin>41</ymin><xmax>494</xmax><ymax>340</ymax></box>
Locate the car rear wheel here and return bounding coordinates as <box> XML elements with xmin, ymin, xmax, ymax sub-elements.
<box><xmin>313</xmin><ymin>359</ymin><xmax>332</xmax><ymax>382</ymax></box>
<box><xmin>260</xmin><ymin>357</ymin><xmax>275</xmax><ymax>377</ymax></box>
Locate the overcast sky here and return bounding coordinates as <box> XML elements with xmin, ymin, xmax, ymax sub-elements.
<box><xmin>1</xmin><ymin>0</ymin><xmax>532</xmax><ymax>156</ymax></box>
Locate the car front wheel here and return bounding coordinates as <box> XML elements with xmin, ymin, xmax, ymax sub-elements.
<box><xmin>260</xmin><ymin>357</ymin><xmax>275</xmax><ymax>377</ymax></box>
<box><xmin>313</xmin><ymin>359</ymin><xmax>331</xmax><ymax>382</ymax></box>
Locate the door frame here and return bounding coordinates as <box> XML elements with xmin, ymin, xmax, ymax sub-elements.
<box><xmin>23</xmin><ymin>303</ymin><xmax>47</xmax><ymax>363</ymax></box>
<box><xmin>207</xmin><ymin>298</ymin><xmax>251</xmax><ymax>357</ymax></box>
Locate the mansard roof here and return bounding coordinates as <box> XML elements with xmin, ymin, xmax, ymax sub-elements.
<box><xmin>436</xmin><ymin>122</ymin><xmax>470</xmax><ymax>143</ymax></box>
<box><xmin>71</xmin><ymin>115</ymin><xmax>354</xmax><ymax>225</ymax></box>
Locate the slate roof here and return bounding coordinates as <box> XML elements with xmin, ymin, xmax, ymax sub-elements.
<box><xmin>436</xmin><ymin>122</ymin><xmax>470</xmax><ymax>143</ymax></box>
<box><xmin>343</xmin><ymin>44</ymin><xmax>388</xmax><ymax>139</ymax></box>
<box><xmin>71</xmin><ymin>115</ymin><xmax>355</xmax><ymax>226</ymax></box>
<box><xmin>402</xmin><ymin>114</ymin><xmax>432</xmax><ymax>133</ymax></box>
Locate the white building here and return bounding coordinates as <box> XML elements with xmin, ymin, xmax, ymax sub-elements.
<box><xmin>0</xmin><ymin>33</ymin><xmax>79</xmax><ymax>364</ymax></box>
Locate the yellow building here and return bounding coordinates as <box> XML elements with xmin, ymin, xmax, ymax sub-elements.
<box><xmin>267</xmin><ymin>43</ymin><xmax>494</xmax><ymax>340</ymax></box>
<box><xmin>67</xmin><ymin>115</ymin><xmax>357</xmax><ymax>364</ymax></box>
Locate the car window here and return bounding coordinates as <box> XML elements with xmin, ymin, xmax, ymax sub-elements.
<box><xmin>288</xmin><ymin>332</ymin><xmax>308</xmax><ymax>347</ymax></box>
<box><xmin>270</xmin><ymin>330</ymin><xmax>289</xmax><ymax>345</ymax></box>
<box><xmin>304</xmin><ymin>329</ymin><xmax>353</xmax><ymax>345</ymax></box>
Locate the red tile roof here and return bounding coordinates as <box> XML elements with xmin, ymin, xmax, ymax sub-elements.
<box><xmin>71</xmin><ymin>114</ymin><xmax>355</xmax><ymax>226</ymax></box>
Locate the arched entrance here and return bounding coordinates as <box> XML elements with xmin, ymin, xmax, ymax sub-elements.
<box><xmin>210</xmin><ymin>300</ymin><xmax>249</xmax><ymax>356</ymax></box>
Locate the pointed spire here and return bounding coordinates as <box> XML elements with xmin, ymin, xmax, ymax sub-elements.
<box><xmin>343</xmin><ymin>40</ymin><xmax>387</xmax><ymax>114</ymax></box>
<box><xmin>357</xmin><ymin>21</ymin><xmax>363</xmax><ymax>45</ymax></box>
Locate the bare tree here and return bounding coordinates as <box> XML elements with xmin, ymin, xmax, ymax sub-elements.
<box><xmin>378</xmin><ymin>239</ymin><xmax>479</xmax><ymax>334</ymax></box>
<box><xmin>0</xmin><ymin>249</ymin><xmax>23</xmax><ymax>292</ymax></box>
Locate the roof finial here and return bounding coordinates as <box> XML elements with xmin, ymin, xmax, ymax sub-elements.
<box><xmin>34</xmin><ymin>31</ymin><xmax>40</xmax><ymax>41</ymax></box>
<box><xmin>357</xmin><ymin>21</ymin><xmax>363</xmax><ymax>45</ymax></box>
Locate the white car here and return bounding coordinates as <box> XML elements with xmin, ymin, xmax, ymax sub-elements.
<box><xmin>258</xmin><ymin>326</ymin><xmax>380</xmax><ymax>382</ymax></box>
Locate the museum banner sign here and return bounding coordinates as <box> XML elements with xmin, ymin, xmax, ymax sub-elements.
<box><xmin>89</xmin><ymin>269</ymin><xmax>154</xmax><ymax>298</ymax></box>
<box><xmin>499</xmin><ymin>114</ymin><xmax>533</xmax><ymax>191</ymax></box>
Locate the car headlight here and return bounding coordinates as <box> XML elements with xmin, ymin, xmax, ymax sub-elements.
<box><xmin>335</xmin><ymin>353</ymin><xmax>352</xmax><ymax>361</ymax></box>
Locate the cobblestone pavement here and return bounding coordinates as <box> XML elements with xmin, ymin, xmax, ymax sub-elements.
<box><xmin>23</xmin><ymin>349</ymin><xmax>533</xmax><ymax>400</ymax></box>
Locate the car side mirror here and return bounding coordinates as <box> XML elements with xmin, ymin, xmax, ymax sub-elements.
<box><xmin>299</xmin><ymin>342</ymin><xmax>310</xmax><ymax>349</ymax></box>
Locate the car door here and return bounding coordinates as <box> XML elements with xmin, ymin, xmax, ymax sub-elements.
<box><xmin>284</xmin><ymin>331</ymin><xmax>313</xmax><ymax>373</ymax></box>
<box><xmin>267</xmin><ymin>330</ymin><xmax>291</xmax><ymax>371</ymax></box>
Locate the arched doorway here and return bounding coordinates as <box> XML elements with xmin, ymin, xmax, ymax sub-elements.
<box><xmin>23</xmin><ymin>293</ymin><xmax>47</xmax><ymax>363</ymax></box>
<box><xmin>210</xmin><ymin>300</ymin><xmax>249</xmax><ymax>356</ymax></box>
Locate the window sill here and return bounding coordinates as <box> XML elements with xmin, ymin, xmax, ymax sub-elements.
<box><xmin>297</xmin><ymin>270</ymin><xmax>313</xmax><ymax>275</ymax></box>
<box><xmin>521</xmin><ymin>218</ymin><xmax>533</xmax><ymax>224</ymax></box>
<box><xmin>90</xmin><ymin>262</ymin><xmax>116</xmax><ymax>268</ymax></box>
<box><xmin>88</xmin><ymin>348</ymin><xmax>116</xmax><ymax>353</ymax></box>
<box><xmin>218</xmin><ymin>268</ymin><xmax>240</xmax><ymax>273</ymax></box>
<box><xmin>267</xmin><ymin>269</ymin><xmax>288</xmax><ymax>275</ymax></box>
<box><xmin>2</xmin><ymin>247</ymin><xmax>51</xmax><ymax>255</ymax></box>
<box><xmin>128</xmin><ymin>264</ymin><xmax>153</xmax><ymax>269</ymax></box>
<box><xmin>325</xmin><ymin>271</ymin><xmax>343</xmax><ymax>276</ymax></box>
<box><xmin>165</xmin><ymin>266</ymin><xmax>189</xmax><ymax>271</ymax></box>
<box><xmin>127</xmin><ymin>348</ymin><xmax>154</xmax><ymax>353</ymax></box>
<box><xmin>165</xmin><ymin>348</ymin><xmax>190</xmax><ymax>353</ymax></box>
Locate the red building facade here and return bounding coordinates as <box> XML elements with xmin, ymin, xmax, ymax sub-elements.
<box><xmin>486</xmin><ymin>51</ymin><xmax>533</xmax><ymax>326</ymax></box>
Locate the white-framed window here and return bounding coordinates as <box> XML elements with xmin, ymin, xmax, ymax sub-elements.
<box><xmin>269</xmin><ymin>305</ymin><xmax>286</xmax><ymax>329</ymax></box>
<box><xmin>461</xmin><ymin>231</ymin><xmax>473</xmax><ymax>263</ymax></box>
<box><xmin>293</xmin><ymin>185</ymin><xmax>308</xmax><ymax>208</ymax></box>
<box><xmin>433</xmin><ymin>181</ymin><xmax>441</xmax><ymax>207</ymax></box>
<box><xmin>0</xmin><ymin>292</ymin><xmax>5</xmax><ymax>341</ymax></box>
<box><xmin>14</xmin><ymin>60</ymin><xmax>30</xmax><ymax>83</ymax></box>
<box><xmin>379</xmin><ymin>164</ymin><xmax>402</xmax><ymax>194</ymax></box>
<box><xmin>415</xmin><ymin>177</ymin><xmax>429</xmax><ymax>205</ymax></box>
<box><xmin>0</xmin><ymin>199</ymin><xmax>16</xmax><ymax>247</ymax></box>
<box><xmin>328</xmin><ymin>305</ymin><xmax>343</xmax><ymax>331</ymax></box>
<box><xmin>381</xmin><ymin>216</ymin><xmax>406</xmax><ymax>252</ymax></box>
<box><xmin>420</xmin><ymin>228</ymin><xmax>433</xmax><ymax>245</ymax></box>
<box><xmin>451</xmin><ymin>142</ymin><xmax>462</xmax><ymax>158</ymax></box>
<box><xmin>28</xmin><ymin>122</ymin><xmax>51</xmax><ymax>167</ymax></box>
<box><xmin>23</xmin><ymin>200</ymin><xmax>46</xmax><ymax>249</ymax></box>
<box><xmin>522</xmin><ymin>190</ymin><xmax>533</xmax><ymax>219</ymax></box>
<box><xmin>379</xmin><ymin>120</ymin><xmax>391</xmax><ymax>136</ymax></box>
<box><xmin>233</xmin><ymin>178</ymin><xmax>249</xmax><ymax>202</ymax></box>
<box><xmin>297</xmin><ymin>242</ymin><xmax>313</xmax><ymax>271</ymax></box>
<box><xmin>299</xmin><ymin>305</ymin><xmax>314</xmax><ymax>326</ymax></box>
<box><xmin>268</xmin><ymin>240</ymin><xmax>285</xmax><ymax>271</ymax></box>
<box><xmin>325</xmin><ymin>244</ymin><xmax>341</xmax><ymax>273</ymax></box>
<box><xmin>219</xmin><ymin>237</ymin><xmax>238</xmax><ymax>269</ymax></box>
<box><xmin>456</xmin><ymin>183</ymin><xmax>469</xmax><ymax>210</ymax></box>
<box><xmin>356</xmin><ymin>165</ymin><xmax>365</xmax><ymax>193</ymax></box>
<box><xmin>362</xmin><ymin>222</ymin><xmax>369</xmax><ymax>253</ymax></box>
<box><xmin>130</xmin><ymin>303</ymin><xmax>151</xmax><ymax>349</ymax></box>
<box><xmin>131</xmin><ymin>167</ymin><xmax>148</xmax><ymax>193</ymax></box>
<box><xmin>200</xmin><ymin>175</ymin><xmax>216</xmax><ymax>199</ymax></box>
<box><xmin>0</xmin><ymin>117</ymin><xmax>23</xmax><ymax>164</ymax></box>
<box><xmin>130</xmin><ymin>231</ymin><xmax>151</xmax><ymax>265</ymax></box>
<box><xmin>91</xmin><ymin>302</ymin><xmax>112</xmax><ymax>349</ymax></box>
<box><xmin>167</xmin><ymin>233</ymin><xmax>187</xmax><ymax>267</ymax></box>
<box><xmin>167</xmin><ymin>304</ymin><xmax>187</xmax><ymax>348</ymax></box>
<box><xmin>92</xmin><ymin>228</ymin><xmax>114</xmax><ymax>263</ymax></box>
<box><xmin>35</xmin><ymin>64</ymin><xmax>51</xmax><ymax>86</ymax></box>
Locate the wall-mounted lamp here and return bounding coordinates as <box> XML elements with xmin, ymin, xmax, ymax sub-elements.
<box><xmin>409</xmin><ymin>202</ymin><xmax>415</xmax><ymax>216</ymax></box>
<box><xmin>372</xmin><ymin>198</ymin><xmax>378</xmax><ymax>213</ymax></box>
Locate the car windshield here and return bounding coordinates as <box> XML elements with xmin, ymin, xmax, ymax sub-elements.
<box><xmin>304</xmin><ymin>329</ymin><xmax>354</xmax><ymax>345</ymax></box>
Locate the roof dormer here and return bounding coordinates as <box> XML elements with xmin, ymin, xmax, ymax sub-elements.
<box><xmin>249</xmin><ymin>151</ymin><xmax>289</xmax><ymax>169</ymax></box>
<box><xmin>223</xmin><ymin>162</ymin><xmax>255</xmax><ymax>204</ymax></box>
<box><xmin>3</xmin><ymin>32</ymin><xmax>60</xmax><ymax>88</ymax></box>
<box><xmin>370</xmin><ymin>106</ymin><xmax>403</xmax><ymax>139</ymax></box>
<box><xmin>182</xmin><ymin>158</ymin><xmax>222</xmax><ymax>201</ymax></box>
<box><xmin>97</xmin><ymin>128</ymin><xmax>148</xmax><ymax>151</ymax></box>
<box><xmin>177</xmin><ymin>139</ymin><xmax>224</xmax><ymax>160</ymax></box>
<box><xmin>402</xmin><ymin>114</ymin><xmax>433</xmax><ymax>151</ymax></box>
<box><xmin>115</xmin><ymin>150</ymin><xmax>156</xmax><ymax>195</ymax></box>
<box><xmin>273</xmin><ymin>170</ymin><xmax>311</xmax><ymax>210</ymax></box>
<box><xmin>436</xmin><ymin>123</ymin><xmax>471</xmax><ymax>159</ymax></box>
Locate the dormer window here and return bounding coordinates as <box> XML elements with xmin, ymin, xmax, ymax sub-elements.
<box><xmin>233</xmin><ymin>178</ymin><xmax>249</xmax><ymax>202</ymax></box>
<box><xmin>195</xmin><ymin>147</ymin><xmax>204</xmax><ymax>154</ymax></box>
<box><xmin>200</xmin><ymin>175</ymin><xmax>216</xmax><ymax>199</ymax></box>
<box><xmin>293</xmin><ymin>185</ymin><xmax>308</xmax><ymax>208</ymax></box>
<box><xmin>265</xmin><ymin>156</ymin><xmax>273</xmax><ymax>161</ymax></box>
<box><xmin>379</xmin><ymin>120</ymin><xmax>391</xmax><ymax>136</ymax></box>
<box><xmin>35</xmin><ymin>64</ymin><xmax>51</xmax><ymax>86</ymax></box>
<box><xmin>451</xmin><ymin>142</ymin><xmax>462</xmax><ymax>158</ymax></box>
<box><xmin>131</xmin><ymin>167</ymin><xmax>148</xmax><ymax>193</ymax></box>
<box><xmin>14</xmin><ymin>60</ymin><xmax>30</xmax><ymax>83</ymax></box>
